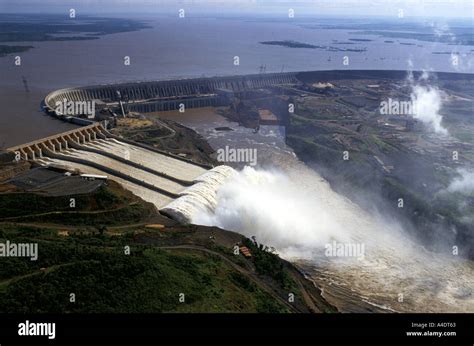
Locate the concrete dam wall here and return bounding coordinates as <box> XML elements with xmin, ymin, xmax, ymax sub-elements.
<box><xmin>30</xmin><ymin>72</ymin><xmax>300</xmax><ymax>220</ymax></box>
<box><xmin>44</xmin><ymin>70</ymin><xmax>471</xmax><ymax>117</ymax></box>
<box><xmin>7</xmin><ymin>125</ymin><xmax>235</xmax><ymax>216</ymax></box>
<box><xmin>44</xmin><ymin>72</ymin><xmax>298</xmax><ymax>114</ymax></box>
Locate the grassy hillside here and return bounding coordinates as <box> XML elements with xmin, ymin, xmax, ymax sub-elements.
<box><xmin>0</xmin><ymin>228</ymin><xmax>287</xmax><ymax>313</ymax></box>
<box><xmin>0</xmin><ymin>176</ymin><xmax>335</xmax><ymax>313</ymax></box>
<box><xmin>0</xmin><ymin>180</ymin><xmax>156</xmax><ymax>226</ymax></box>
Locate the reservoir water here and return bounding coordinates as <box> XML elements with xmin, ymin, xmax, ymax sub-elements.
<box><xmin>2</xmin><ymin>14</ymin><xmax>473</xmax><ymax>312</ymax></box>
<box><xmin>1</xmin><ymin>15</ymin><xmax>472</xmax><ymax>146</ymax></box>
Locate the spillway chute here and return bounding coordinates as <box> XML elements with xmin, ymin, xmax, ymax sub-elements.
<box><xmin>160</xmin><ymin>165</ymin><xmax>236</xmax><ymax>223</ymax></box>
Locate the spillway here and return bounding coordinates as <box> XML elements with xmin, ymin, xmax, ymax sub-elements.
<box><xmin>60</xmin><ymin>148</ymin><xmax>186</xmax><ymax>194</ymax></box>
<box><xmin>187</xmin><ymin>165</ymin><xmax>474</xmax><ymax>313</ymax></box>
<box><xmin>41</xmin><ymin>150</ymin><xmax>236</xmax><ymax>222</ymax></box>
<box><xmin>25</xmin><ymin>131</ymin><xmax>235</xmax><ymax>220</ymax></box>
<box><xmin>38</xmin><ymin>157</ymin><xmax>174</xmax><ymax>208</ymax></box>
<box><xmin>82</xmin><ymin>138</ymin><xmax>207</xmax><ymax>182</ymax></box>
<box><xmin>160</xmin><ymin>166</ymin><xmax>237</xmax><ymax>223</ymax></box>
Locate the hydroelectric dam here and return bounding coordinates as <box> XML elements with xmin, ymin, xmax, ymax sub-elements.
<box><xmin>9</xmin><ymin>72</ymin><xmax>301</xmax><ymax>223</ymax></box>
<box><xmin>44</xmin><ymin>72</ymin><xmax>299</xmax><ymax>118</ymax></box>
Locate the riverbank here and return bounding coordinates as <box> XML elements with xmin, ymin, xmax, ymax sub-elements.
<box><xmin>0</xmin><ymin>166</ymin><xmax>336</xmax><ymax>313</ymax></box>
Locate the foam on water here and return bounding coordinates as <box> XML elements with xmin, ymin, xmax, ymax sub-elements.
<box><xmin>190</xmin><ymin>165</ymin><xmax>474</xmax><ymax>312</ymax></box>
<box><xmin>160</xmin><ymin>165</ymin><xmax>236</xmax><ymax>223</ymax></box>
<box><xmin>38</xmin><ymin>137</ymin><xmax>474</xmax><ymax>312</ymax></box>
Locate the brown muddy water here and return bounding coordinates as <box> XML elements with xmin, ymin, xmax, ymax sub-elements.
<box><xmin>155</xmin><ymin>107</ymin><xmax>474</xmax><ymax>313</ymax></box>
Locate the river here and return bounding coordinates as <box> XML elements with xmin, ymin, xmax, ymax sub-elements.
<box><xmin>1</xmin><ymin>14</ymin><xmax>473</xmax><ymax>312</ymax></box>
<box><xmin>1</xmin><ymin>15</ymin><xmax>472</xmax><ymax>147</ymax></box>
<box><xmin>157</xmin><ymin>107</ymin><xmax>474</xmax><ymax>313</ymax></box>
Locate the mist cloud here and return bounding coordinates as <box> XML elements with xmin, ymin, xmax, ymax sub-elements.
<box><xmin>410</xmin><ymin>84</ymin><xmax>448</xmax><ymax>135</ymax></box>
<box><xmin>194</xmin><ymin>166</ymin><xmax>356</xmax><ymax>257</ymax></box>
<box><xmin>192</xmin><ymin>164</ymin><xmax>474</xmax><ymax>312</ymax></box>
<box><xmin>406</xmin><ymin>64</ymin><xmax>448</xmax><ymax>135</ymax></box>
<box><xmin>447</xmin><ymin>168</ymin><xmax>474</xmax><ymax>195</ymax></box>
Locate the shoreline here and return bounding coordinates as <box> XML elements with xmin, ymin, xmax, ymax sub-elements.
<box><xmin>4</xmin><ymin>68</ymin><xmax>473</xmax><ymax>313</ymax></box>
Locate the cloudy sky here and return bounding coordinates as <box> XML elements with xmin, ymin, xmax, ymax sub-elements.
<box><xmin>1</xmin><ymin>0</ymin><xmax>473</xmax><ymax>18</ymax></box>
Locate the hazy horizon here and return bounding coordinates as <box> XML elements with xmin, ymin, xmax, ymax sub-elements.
<box><xmin>1</xmin><ymin>0</ymin><xmax>472</xmax><ymax>19</ymax></box>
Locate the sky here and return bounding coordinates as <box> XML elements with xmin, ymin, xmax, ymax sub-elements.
<box><xmin>1</xmin><ymin>0</ymin><xmax>473</xmax><ymax>18</ymax></box>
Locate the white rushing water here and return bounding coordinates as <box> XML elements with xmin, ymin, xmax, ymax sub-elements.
<box><xmin>160</xmin><ymin>166</ymin><xmax>236</xmax><ymax>223</ymax></box>
<box><xmin>39</xmin><ymin>140</ymin><xmax>238</xmax><ymax>220</ymax></box>
<box><xmin>134</xmin><ymin>104</ymin><xmax>474</xmax><ymax>312</ymax></box>
<box><xmin>188</xmin><ymin>164</ymin><xmax>474</xmax><ymax>313</ymax></box>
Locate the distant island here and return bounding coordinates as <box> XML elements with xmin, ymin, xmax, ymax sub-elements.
<box><xmin>260</xmin><ymin>40</ymin><xmax>366</xmax><ymax>52</ymax></box>
<box><xmin>349</xmin><ymin>38</ymin><xmax>373</xmax><ymax>42</ymax></box>
<box><xmin>0</xmin><ymin>44</ymin><xmax>33</xmax><ymax>57</ymax></box>
<box><xmin>260</xmin><ymin>40</ymin><xmax>318</xmax><ymax>49</ymax></box>
<box><xmin>433</xmin><ymin>51</ymin><xmax>461</xmax><ymax>55</ymax></box>
<box><xmin>351</xmin><ymin>30</ymin><xmax>474</xmax><ymax>46</ymax></box>
<box><xmin>302</xmin><ymin>21</ymin><xmax>474</xmax><ymax>46</ymax></box>
<box><xmin>0</xmin><ymin>14</ymin><xmax>151</xmax><ymax>56</ymax></box>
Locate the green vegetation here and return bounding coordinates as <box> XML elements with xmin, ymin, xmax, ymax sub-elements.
<box><xmin>242</xmin><ymin>239</ymin><xmax>295</xmax><ymax>291</ymax></box>
<box><xmin>261</xmin><ymin>40</ymin><xmax>319</xmax><ymax>49</ymax></box>
<box><xmin>0</xmin><ymin>225</ymin><xmax>290</xmax><ymax>313</ymax></box>
<box><xmin>0</xmin><ymin>173</ymin><xmax>326</xmax><ymax>313</ymax></box>
<box><xmin>260</xmin><ymin>40</ymin><xmax>366</xmax><ymax>52</ymax></box>
<box><xmin>0</xmin><ymin>182</ymin><xmax>155</xmax><ymax>226</ymax></box>
<box><xmin>0</xmin><ymin>186</ymin><xmax>117</xmax><ymax>218</ymax></box>
<box><xmin>0</xmin><ymin>14</ymin><xmax>151</xmax><ymax>56</ymax></box>
<box><xmin>286</xmin><ymin>83</ymin><xmax>474</xmax><ymax>257</ymax></box>
<box><xmin>0</xmin><ymin>45</ymin><xmax>33</xmax><ymax>57</ymax></box>
<box><xmin>450</xmin><ymin>130</ymin><xmax>474</xmax><ymax>143</ymax></box>
<box><xmin>370</xmin><ymin>134</ymin><xmax>390</xmax><ymax>153</ymax></box>
<box><xmin>351</xmin><ymin>30</ymin><xmax>474</xmax><ymax>46</ymax></box>
<box><xmin>113</xmin><ymin>117</ymin><xmax>216</xmax><ymax>166</ymax></box>
<box><xmin>287</xmin><ymin>135</ymin><xmax>340</xmax><ymax>167</ymax></box>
